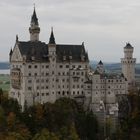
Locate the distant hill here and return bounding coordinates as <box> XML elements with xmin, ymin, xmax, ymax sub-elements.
<box><xmin>0</xmin><ymin>62</ymin><xmax>10</xmax><ymax>69</ymax></box>
<box><xmin>90</xmin><ymin>61</ymin><xmax>140</xmax><ymax>74</ymax></box>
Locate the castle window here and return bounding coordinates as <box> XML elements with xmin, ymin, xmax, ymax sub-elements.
<box><xmin>72</xmin><ymin>65</ymin><xmax>75</xmax><ymax>68</ymax></box>
<box><xmin>28</xmin><ymin>87</ymin><xmax>32</xmax><ymax>90</ymax></box>
<box><xmin>77</xmin><ymin>85</ymin><xmax>79</xmax><ymax>88</ymax></box>
<box><xmin>46</xmin><ymin>86</ymin><xmax>48</xmax><ymax>89</ymax></box>
<box><xmin>81</xmin><ymin>72</ymin><xmax>84</xmax><ymax>75</ymax></box>
<box><xmin>60</xmin><ymin>65</ymin><xmax>63</xmax><ymax>68</ymax></box>
<box><xmin>37</xmin><ymin>93</ymin><xmax>39</xmax><ymax>96</ymax></box>
<box><xmin>28</xmin><ymin>65</ymin><xmax>31</xmax><ymax>68</ymax></box>
<box><xmin>46</xmin><ymin>65</ymin><xmax>49</xmax><ymax>68</ymax></box>
<box><xmin>73</xmin><ymin>85</ymin><xmax>75</xmax><ymax>88</ymax></box>
<box><xmin>34</xmin><ymin>65</ymin><xmax>37</xmax><ymax>68</ymax></box>
<box><xmin>41</xmin><ymin>87</ymin><xmax>44</xmax><ymax>89</ymax></box>
<box><xmin>73</xmin><ymin>72</ymin><xmax>75</xmax><ymax>75</ymax></box>
<box><xmin>77</xmin><ymin>91</ymin><xmax>79</xmax><ymax>94</ymax></box>
<box><xmin>37</xmin><ymin>86</ymin><xmax>39</xmax><ymax>89</ymax></box>
<box><xmin>36</xmin><ymin>79</ymin><xmax>39</xmax><ymax>83</ymax></box>
<box><xmin>62</xmin><ymin>91</ymin><xmax>65</xmax><ymax>95</ymax></box>
<box><xmin>108</xmin><ymin>92</ymin><xmax>110</xmax><ymax>94</ymax></box>
<box><xmin>63</xmin><ymin>72</ymin><xmax>65</xmax><ymax>75</ymax></box>
<box><xmin>28</xmin><ymin>73</ymin><xmax>31</xmax><ymax>76</ymax></box>
<box><xmin>73</xmin><ymin>91</ymin><xmax>75</xmax><ymax>95</ymax></box>
<box><xmin>46</xmin><ymin>93</ymin><xmax>49</xmax><ymax>96</ymax></box>
<box><xmin>34</xmin><ymin>73</ymin><xmax>37</xmax><ymax>76</ymax></box>
<box><xmin>66</xmin><ymin>65</ymin><xmax>69</xmax><ymax>68</ymax></box>
<box><xmin>46</xmin><ymin>72</ymin><xmax>49</xmax><ymax>76</ymax></box>
<box><xmin>28</xmin><ymin>80</ymin><xmax>32</xmax><ymax>83</ymax></box>
<box><xmin>52</xmin><ymin>71</ymin><xmax>54</xmax><ymax>75</ymax></box>
<box><xmin>42</xmin><ymin>65</ymin><xmax>44</xmax><ymax>68</ymax></box>
<box><xmin>77</xmin><ymin>72</ymin><xmax>79</xmax><ymax>75</ymax></box>
<box><xmin>42</xmin><ymin>93</ymin><xmax>44</xmax><ymax>96</ymax></box>
<box><xmin>58</xmin><ymin>92</ymin><xmax>60</xmax><ymax>95</ymax></box>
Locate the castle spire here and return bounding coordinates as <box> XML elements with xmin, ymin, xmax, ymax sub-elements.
<box><xmin>31</xmin><ymin>5</ymin><xmax>39</xmax><ymax>26</ymax></box>
<box><xmin>29</xmin><ymin>6</ymin><xmax>40</xmax><ymax>42</ymax></box>
<box><xmin>49</xmin><ymin>27</ymin><xmax>55</xmax><ymax>44</ymax></box>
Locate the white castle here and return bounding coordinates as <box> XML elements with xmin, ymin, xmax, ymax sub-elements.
<box><xmin>9</xmin><ymin>8</ymin><xmax>136</xmax><ymax>130</ymax></box>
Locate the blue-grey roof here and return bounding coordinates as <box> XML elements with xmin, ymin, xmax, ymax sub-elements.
<box><xmin>124</xmin><ymin>43</ymin><xmax>133</xmax><ymax>49</ymax></box>
<box><xmin>17</xmin><ymin>41</ymin><xmax>89</xmax><ymax>62</ymax></box>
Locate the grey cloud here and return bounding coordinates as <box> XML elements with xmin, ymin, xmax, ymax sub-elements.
<box><xmin>0</xmin><ymin>0</ymin><xmax>140</xmax><ymax>62</ymax></box>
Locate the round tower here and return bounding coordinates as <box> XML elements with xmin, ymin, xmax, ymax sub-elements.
<box><xmin>121</xmin><ymin>43</ymin><xmax>136</xmax><ymax>85</ymax></box>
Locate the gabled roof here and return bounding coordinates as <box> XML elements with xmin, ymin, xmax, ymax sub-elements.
<box><xmin>16</xmin><ymin>41</ymin><xmax>89</xmax><ymax>62</ymax></box>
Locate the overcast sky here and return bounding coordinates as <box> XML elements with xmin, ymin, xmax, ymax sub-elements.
<box><xmin>0</xmin><ymin>0</ymin><xmax>140</xmax><ymax>62</ymax></box>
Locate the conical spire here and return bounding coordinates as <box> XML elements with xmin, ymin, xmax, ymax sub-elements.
<box><xmin>98</xmin><ymin>60</ymin><xmax>103</xmax><ymax>65</ymax></box>
<box><xmin>31</xmin><ymin>6</ymin><xmax>39</xmax><ymax>25</ymax></box>
<box><xmin>49</xmin><ymin>27</ymin><xmax>55</xmax><ymax>44</ymax></box>
<box><xmin>125</xmin><ymin>42</ymin><xmax>133</xmax><ymax>49</ymax></box>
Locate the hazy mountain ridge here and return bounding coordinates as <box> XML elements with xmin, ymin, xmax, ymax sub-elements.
<box><xmin>0</xmin><ymin>62</ymin><xmax>10</xmax><ymax>69</ymax></box>
<box><xmin>90</xmin><ymin>61</ymin><xmax>140</xmax><ymax>74</ymax></box>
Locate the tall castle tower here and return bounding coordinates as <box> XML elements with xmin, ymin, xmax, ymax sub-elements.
<box><xmin>29</xmin><ymin>7</ymin><xmax>40</xmax><ymax>41</ymax></box>
<box><xmin>121</xmin><ymin>43</ymin><xmax>136</xmax><ymax>85</ymax></box>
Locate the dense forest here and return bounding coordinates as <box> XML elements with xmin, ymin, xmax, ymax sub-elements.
<box><xmin>0</xmin><ymin>88</ymin><xmax>140</xmax><ymax>140</ymax></box>
<box><xmin>0</xmin><ymin>89</ymin><xmax>98</xmax><ymax>140</ymax></box>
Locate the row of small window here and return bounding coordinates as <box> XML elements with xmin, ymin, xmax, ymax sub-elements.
<box><xmin>12</xmin><ymin>65</ymin><xmax>22</xmax><ymax>68</ymax></box>
<box><xmin>28</xmin><ymin>65</ymin><xmax>49</xmax><ymax>69</ymax></box>
<box><xmin>95</xmin><ymin>91</ymin><xmax>123</xmax><ymax>94</ymax></box>
<box><xmin>58</xmin><ymin>91</ymin><xmax>84</xmax><ymax>95</ymax></box>
<box><xmin>28</xmin><ymin>65</ymin><xmax>85</xmax><ymax>69</ymax></box>
<box><xmin>28</xmin><ymin>84</ymin><xmax>84</xmax><ymax>90</ymax></box>
<box><xmin>11</xmin><ymin>72</ymin><xmax>20</xmax><ymax>76</ymax></box>
<box><xmin>28</xmin><ymin>78</ymin><xmax>84</xmax><ymax>83</ymax></box>
<box><xmin>94</xmin><ymin>85</ymin><xmax>123</xmax><ymax>89</ymax></box>
<box><xmin>100</xmin><ymin>79</ymin><xmax>123</xmax><ymax>83</ymax></box>
<box><xmin>28</xmin><ymin>65</ymin><xmax>87</xmax><ymax>69</ymax></box>
<box><xmin>73</xmin><ymin>71</ymin><xmax>84</xmax><ymax>76</ymax></box>
<box><xmin>95</xmin><ymin>91</ymin><xmax>111</xmax><ymax>94</ymax></box>
<box><xmin>34</xmin><ymin>91</ymin><xmax>84</xmax><ymax>96</ymax></box>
